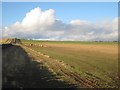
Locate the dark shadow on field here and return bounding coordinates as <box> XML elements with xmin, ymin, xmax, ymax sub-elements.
<box><xmin>2</xmin><ymin>45</ymin><xmax>77</xmax><ymax>88</ymax></box>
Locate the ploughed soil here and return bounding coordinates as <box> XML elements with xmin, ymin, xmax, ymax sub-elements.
<box><xmin>2</xmin><ymin>44</ymin><xmax>76</xmax><ymax>88</ymax></box>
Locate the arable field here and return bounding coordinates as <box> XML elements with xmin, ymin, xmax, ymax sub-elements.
<box><xmin>2</xmin><ymin>38</ymin><xmax>119</xmax><ymax>88</ymax></box>
<box><xmin>22</xmin><ymin>40</ymin><xmax>119</xmax><ymax>88</ymax></box>
<box><xmin>2</xmin><ymin>39</ymin><xmax>76</xmax><ymax>88</ymax></box>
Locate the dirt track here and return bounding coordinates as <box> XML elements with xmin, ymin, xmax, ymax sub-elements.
<box><xmin>21</xmin><ymin>45</ymin><xmax>97</xmax><ymax>88</ymax></box>
<box><xmin>2</xmin><ymin>44</ymin><xmax>76</xmax><ymax>88</ymax></box>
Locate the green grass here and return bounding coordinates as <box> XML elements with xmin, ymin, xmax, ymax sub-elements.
<box><xmin>22</xmin><ymin>39</ymin><xmax>118</xmax><ymax>45</ymax></box>
<box><xmin>22</xmin><ymin>40</ymin><xmax>118</xmax><ymax>87</ymax></box>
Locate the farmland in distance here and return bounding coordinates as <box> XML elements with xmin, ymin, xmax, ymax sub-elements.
<box><xmin>2</xmin><ymin>38</ymin><xmax>119</xmax><ymax>88</ymax></box>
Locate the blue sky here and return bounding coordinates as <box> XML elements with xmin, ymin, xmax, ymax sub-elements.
<box><xmin>2</xmin><ymin>2</ymin><xmax>118</xmax><ymax>28</ymax></box>
<box><xmin>1</xmin><ymin>2</ymin><xmax>118</xmax><ymax>41</ymax></box>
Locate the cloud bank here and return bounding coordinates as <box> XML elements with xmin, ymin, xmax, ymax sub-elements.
<box><xmin>3</xmin><ymin>7</ymin><xmax>118</xmax><ymax>41</ymax></box>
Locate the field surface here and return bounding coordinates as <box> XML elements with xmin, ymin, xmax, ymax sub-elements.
<box><xmin>2</xmin><ymin>38</ymin><xmax>119</xmax><ymax>88</ymax></box>
<box><xmin>21</xmin><ymin>40</ymin><xmax>118</xmax><ymax>88</ymax></box>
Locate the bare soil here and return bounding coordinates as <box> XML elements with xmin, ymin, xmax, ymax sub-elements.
<box><xmin>2</xmin><ymin>45</ymin><xmax>77</xmax><ymax>88</ymax></box>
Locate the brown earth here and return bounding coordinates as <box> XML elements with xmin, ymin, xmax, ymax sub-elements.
<box><xmin>2</xmin><ymin>44</ymin><xmax>77</xmax><ymax>88</ymax></box>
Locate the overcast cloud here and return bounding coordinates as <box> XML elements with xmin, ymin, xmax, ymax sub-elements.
<box><xmin>3</xmin><ymin>7</ymin><xmax>118</xmax><ymax>41</ymax></box>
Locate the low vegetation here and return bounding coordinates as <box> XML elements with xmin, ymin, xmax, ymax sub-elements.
<box><xmin>21</xmin><ymin>40</ymin><xmax>119</xmax><ymax>88</ymax></box>
<box><xmin>2</xmin><ymin>38</ymin><xmax>119</xmax><ymax>88</ymax></box>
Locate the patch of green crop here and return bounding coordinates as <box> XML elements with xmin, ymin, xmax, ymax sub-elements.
<box><xmin>22</xmin><ymin>39</ymin><xmax>118</xmax><ymax>45</ymax></box>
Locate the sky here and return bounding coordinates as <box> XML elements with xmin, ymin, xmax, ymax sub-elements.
<box><xmin>1</xmin><ymin>2</ymin><xmax>118</xmax><ymax>41</ymax></box>
<box><xmin>1</xmin><ymin>0</ymin><xmax>119</xmax><ymax>2</ymax></box>
<box><xmin>2</xmin><ymin>2</ymin><xmax>118</xmax><ymax>27</ymax></box>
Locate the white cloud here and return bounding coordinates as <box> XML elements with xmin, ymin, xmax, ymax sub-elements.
<box><xmin>70</xmin><ymin>20</ymin><xmax>90</xmax><ymax>25</ymax></box>
<box><xmin>3</xmin><ymin>7</ymin><xmax>118</xmax><ymax>41</ymax></box>
<box><xmin>21</xmin><ymin>7</ymin><xmax>55</xmax><ymax>28</ymax></box>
